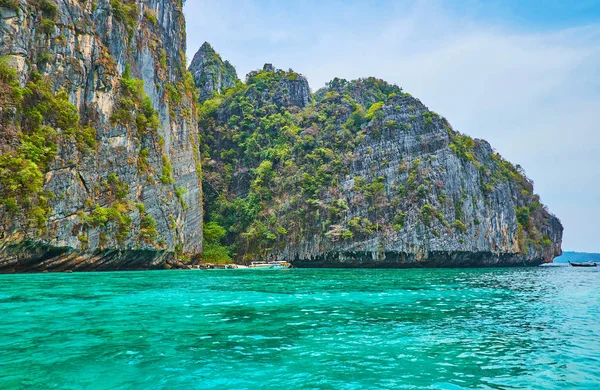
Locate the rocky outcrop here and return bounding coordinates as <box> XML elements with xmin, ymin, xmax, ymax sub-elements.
<box><xmin>0</xmin><ymin>0</ymin><xmax>202</xmax><ymax>272</ymax></box>
<box><xmin>188</xmin><ymin>42</ymin><xmax>237</xmax><ymax>102</ymax></box>
<box><xmin>197</xmin><ymin>59</ymin><xmax>563</xmax><ymax>267</ymax></box>
<box><xmin>277</xmin><ymin>88</ymin><xmax>563</xmax><ymax>267</ymax></box>
<box><xmin>0</xmin><ymin>241</ymin><xmax>188</xmax><ymax>273</ymax></box>
<box><xmin>244</xmin><ymin>64</ymin><xmax>312</xmax><ymax>108</ymax></box>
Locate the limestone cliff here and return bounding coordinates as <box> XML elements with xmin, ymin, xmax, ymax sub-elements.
<box><xmin>196</xmin><ymin>53</ymin><xmax>563</xmax><ymax>267</ymax></box>
<box><xmin>0</xmin><ymin>0</ymin><xmax>202</xmax><ymax>272</ymax></box>
<box><xmin>188</xmin><ymin>42</ymin><xmax>237</xmax><ymax>102</ymax></box>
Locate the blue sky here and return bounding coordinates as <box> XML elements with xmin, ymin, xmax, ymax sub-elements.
<box><xmin>183</xmin><ymin>0</ymin><xmax>600</xmax><ymax>252</ymax></box>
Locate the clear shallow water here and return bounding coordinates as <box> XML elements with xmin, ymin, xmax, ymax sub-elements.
<box><xmin>0</xmin><ymin>268</ymin><xmax>599</xmax><ymax>389</ymax></box>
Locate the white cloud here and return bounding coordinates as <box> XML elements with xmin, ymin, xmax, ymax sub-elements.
<box><xmin>184</xmin><ymin>0</ymin><xmax>600</xmax><ymax>252</ymax></box>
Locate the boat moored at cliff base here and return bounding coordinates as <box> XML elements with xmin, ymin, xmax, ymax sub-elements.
<box><xmin>249</xmin><ymin>261</ymin><xmax>292</xmax><ymax>269</ymax></box>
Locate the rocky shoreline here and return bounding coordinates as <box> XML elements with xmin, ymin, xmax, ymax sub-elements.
<box><xmin>0</xmin><ymin>242</ymin><xmax>551</xmax><ymax>274</ymax></box>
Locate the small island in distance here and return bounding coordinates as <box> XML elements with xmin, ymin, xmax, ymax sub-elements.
<box><xmin>553</xmin><ymin>251</ymin><xmax>600</xmax><ymax>264</ymax></box>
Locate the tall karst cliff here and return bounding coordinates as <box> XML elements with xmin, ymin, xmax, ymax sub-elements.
<box><xmin>0</xmin><ymin>0</ymin><xmax>202</xmax><ymax>272</ymax></box>
<box><xmin>195</xmin><ymin>46</ymin><xmax>563</xmax><ymax>267</ymax></box>
<box><xmin>188</xmin><ymin>42</ymin><xmax>237</xmax><ymax>103</ymax></box>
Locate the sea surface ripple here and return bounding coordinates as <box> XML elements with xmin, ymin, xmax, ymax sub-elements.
<box><xmin>0</xmin><ymin>267</ymin><xmax>599</xmax><ymax>389</ymax></box>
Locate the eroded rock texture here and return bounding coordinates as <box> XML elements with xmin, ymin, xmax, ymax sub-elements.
<box><xmin>188</xmin><ymin>41</ymin><xmax>237</xmax><ymax>102</ymax></box>
<box><xmin>0</xmin><ymin>0</ymin><xmax>202</xmax><ymax>272</ymax></box>
<box><xmin>195</xmin><ymin>51</ymin><xmax>562</xmax><ymax>267</ymax></box>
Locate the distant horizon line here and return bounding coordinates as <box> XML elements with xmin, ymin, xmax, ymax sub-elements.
<box><xmin>558</xmin><ymin>251</ymin><xmax>600</xmax><ymax>255</ymax></box>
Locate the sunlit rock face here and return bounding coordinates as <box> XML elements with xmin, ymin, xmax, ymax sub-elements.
<box><xmin>0</xmin><ymin>0</ymin><xmax>202</xmax><ymax>272</ymax></box>
<box><xmin>194</xmin><ymin>50</ymin><xmax>562</xmax><ymax>267</ymax></box>
<box><xmin>188</xmin><ymin>41</ymin><xmax>238</xmax><ymax>103</ymax></box>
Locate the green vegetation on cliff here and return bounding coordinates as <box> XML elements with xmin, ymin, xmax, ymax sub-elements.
<box><xmin>197</xmin><ymin>55</ymin><xmax>561</xmax><ymax>264</ymax></box>
<box><xmin>0</xmin><ymin>59</ymin><xmax>95</xmax><ymax>230</ymax></box>
<box><xmin>201</xmin><ymin>69</ymin><xmax>407</xmax><ymax>261</ymax></box>
<box><xmin>447</xmin><ymin>127</ymin><xmax>555</xmax><ymax>252</ymax></box>
<box><xmin>189</xmin><ymin>42</ymin><xmax>238</xmax><ymax>102</ymax></box>
<box><xmin>0</xmin><ymin>0</ymin><xmax>203</xmax><ymax>266</ymax></box>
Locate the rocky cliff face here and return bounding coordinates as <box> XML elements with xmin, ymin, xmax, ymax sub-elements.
<box><xmin>244</xmin><ymin>64</ymin><xmax>312</xmax><ymax>109</ymax></box>
<box><xmin>188</xmin><ymin>41</ymin><xmax>237</xmax><ymax>102</ymax></box>
<box><xmin>0</xmin><ymin>0</ymin><xmax>202</xmax><ymax>272</ymax></box>
<box><xmin>196</xmin><ymin>53</ymin><xmax>563</xmax><ymax>267</ymax></box>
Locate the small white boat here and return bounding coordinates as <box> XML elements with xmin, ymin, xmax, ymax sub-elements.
<box><xmin>226</xmin><ymin>264</ymin><xmax>248</xmax><ymax>269</ymax></box>
<box><xmin>249</xmin><ymin>261</ymin><xmax>291</xmax><ymax>269</ymax></box>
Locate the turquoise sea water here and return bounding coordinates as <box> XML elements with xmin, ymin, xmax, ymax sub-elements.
<box><xmin>0</xmin><ymin>268</ymin><xmax>599</xmax><ymax>389</ymax></box>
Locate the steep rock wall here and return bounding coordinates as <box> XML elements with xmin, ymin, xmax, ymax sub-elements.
<box><xmin>195</xmin><ymin>55</ymin><xmax>562</xmax><ymax>267</ymax></box>
<box><xmin>188</xmin><ymin>41</ymin><xmax>237</xmax><ymax>102</ymax></box>
<box><xmin>0</xmin><ymin>0</ymin><xmax>202</xmax><ymax>272</ymax></box>
<box><xmin>282</xmin><ymin>92</ymin><xmax>562</xmax><ymax>267</ymax></box>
